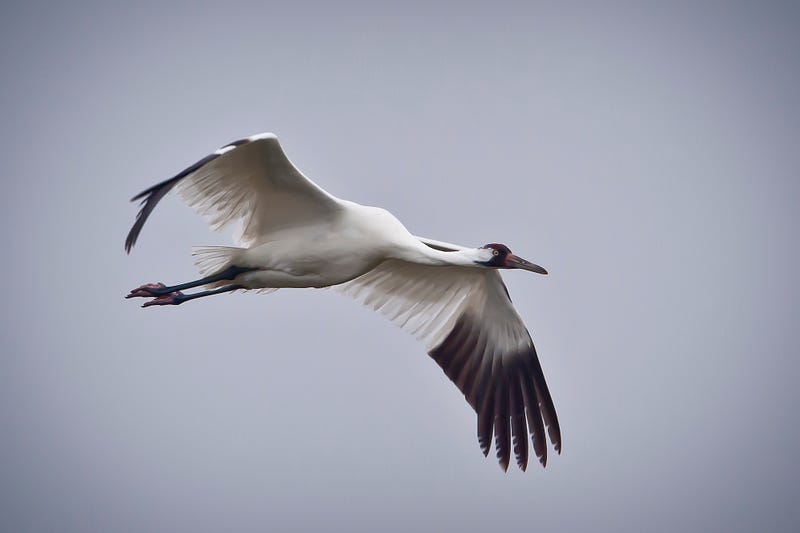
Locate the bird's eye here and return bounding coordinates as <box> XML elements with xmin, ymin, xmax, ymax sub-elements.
<box><xmin>493</xmin><ymin>250</ymin><xmax>499</xmax><ymax>256</ymax></box>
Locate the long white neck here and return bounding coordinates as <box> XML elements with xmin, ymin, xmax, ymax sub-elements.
<box><xmin>394</xmin><ymin>240</ymin><xmax>489</xmax><ymax>268</ymax></box>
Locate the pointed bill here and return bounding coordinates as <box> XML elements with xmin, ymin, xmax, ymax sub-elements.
<box><xmin>506</xmin><ymin>254</ymin><xmax>548</xmax><ymax>275</ymax></box>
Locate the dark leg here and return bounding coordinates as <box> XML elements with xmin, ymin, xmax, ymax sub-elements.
<box><xmin>126</xmin><ymin>266</ymin><xmax>255</xmax><ymax>299</ymax></box>
<box><xmin>141</xmin><ymin>284</ymin><xmax>244</xmax><ymax>307</ymax></box>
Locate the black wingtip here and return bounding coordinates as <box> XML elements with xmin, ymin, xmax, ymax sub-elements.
<box><xmin>124</xmin><ymin>235</ymin><xmax>135</xmax><ymax>254</ymax></box>
<box><xmin>515</xmin><ymin>435</ymin><xmax>529</xmax><ymax>471</ymax></box>
<box><xmin>478</xmin><ymin>435</ymin><xmax>491</xmax><ymax>457</ymax></box>
<box><xmin>130</xmin><ymin>191</ymin><xmax>146</xmax><ymax>203</ymax></box>
<box><xmin>124</xmin><ymin>148</ymin><xmax>226</xmax><ymax>254</ymax></box>
<box><xmin>425</xmin><ymin>310</ymin><xmax>561</xmax><ymax>473</ymax></box>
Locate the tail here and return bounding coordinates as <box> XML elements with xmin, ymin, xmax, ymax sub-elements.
<box><xmin>192</xmin><ymin>246</ymin><xmax>278</xmax><ymax>295</ymax></box>
<box><xmin>192</xmin><ymin>246</ymin><xmax>242</xmax><ymax>277</ymax></box>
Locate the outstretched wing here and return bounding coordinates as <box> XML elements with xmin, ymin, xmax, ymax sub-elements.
<box><xmin>125</xmin><ymin>133</ymin><xmax>342</xmax><ymax>252</ymax></box>
<box><xmin>337</xmin><ymin>259</ymin><xmax>561</xmax><ymax>471</ymax></box>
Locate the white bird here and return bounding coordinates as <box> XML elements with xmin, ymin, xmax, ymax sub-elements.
<box><xmin>125</xmin><ymin>132</ymin><xmax>561</xmax><ymax>471</ymax></box>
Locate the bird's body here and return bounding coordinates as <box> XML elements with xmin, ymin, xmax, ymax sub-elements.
<box><xmin>125</xmin><ymin>132</ymin><xmax>561</xmax><ymax>471</ymax></box>
<box><xmin>230</xmin><ymin>203</ymin><xmax>417</xmax><ymax>288</ymax></box>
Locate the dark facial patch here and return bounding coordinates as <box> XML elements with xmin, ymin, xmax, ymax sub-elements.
<box><xmin>483</xmin><ymin>243</ymin><xmax>512</xmax><ymax>254</ymax></box>
<box><xmin>481</xmin><ymin>243</ymin><xmax>512</xmax><ymax>267</ymax></box>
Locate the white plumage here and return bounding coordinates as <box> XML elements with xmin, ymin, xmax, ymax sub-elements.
<box><xmin>125</xmin><ymin>132</ymin><xmax>561</xmax><ymax>471</ymax></box>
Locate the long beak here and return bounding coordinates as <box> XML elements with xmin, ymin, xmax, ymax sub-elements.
<box><xmin>506</xmin><ymin>254</ymin><xmax>548</xmax><ymax>275</ymax></box>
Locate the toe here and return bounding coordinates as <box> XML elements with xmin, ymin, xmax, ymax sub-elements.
<box><xmin>127</xmin><ymin>282</ymin><xmax>167</xmax><ymax>298</ymax></box>
<box><xmin>141</xmin><ymin>291</ymin><xmax>184</xmax><ymax>307</ymax></box>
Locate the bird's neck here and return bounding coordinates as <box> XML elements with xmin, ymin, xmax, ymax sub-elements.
<box><xmin>397</xmin><ymin>242</ymin><xmax>487</xmax><ymax>268</ymax></box>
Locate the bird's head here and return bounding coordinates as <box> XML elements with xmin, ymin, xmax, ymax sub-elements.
<box><xmin>478</xmin><ymin>243</ymin><xmax>548</xmax><ymax>275</ymax></box>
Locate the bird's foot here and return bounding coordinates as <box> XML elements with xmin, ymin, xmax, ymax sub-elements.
<box><xmin>141</xmin><ymin>290</ymin><xmax>187</xmax><ymax>307</ymax></box>
<box><xmin>126</xmin><ymin>282</ymin><xmax>168</xmax><ymax>298</ymax></box>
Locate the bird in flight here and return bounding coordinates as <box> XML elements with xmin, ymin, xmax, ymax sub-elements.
<box><xmin>125</xmin><ymin>132</ymin><xmax>561</xmax><ymax>471</ymax></box>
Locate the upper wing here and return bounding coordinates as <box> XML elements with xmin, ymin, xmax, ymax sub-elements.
<box><xmin>337</xmin><ymin>259</ymin><xmax>561</xmax><ymax>471</ymax></box>
<box><xmin>125</xmin><ymin>133</ymin><xmax>341</xmax><ymax>252</ymax></box>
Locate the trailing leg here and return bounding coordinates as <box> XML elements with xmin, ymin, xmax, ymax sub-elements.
<box><xmin>140</xmin><ymin>284</ymin><xmax>244</xmax><ymax>307</ymax></box>
<box><xmin>126</xmin><ymin>265</ymin><xmax>255</xmax><ymax>299</ymax></box>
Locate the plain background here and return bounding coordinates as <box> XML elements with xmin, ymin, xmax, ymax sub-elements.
<box><xmin>2</xmin><ymin>1</ymin><xmax>799</xmax><ymax>532</ymax></box>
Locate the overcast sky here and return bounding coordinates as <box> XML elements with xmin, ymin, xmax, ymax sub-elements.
<box><xmin>1</xmin><ymin>1</ymin><xmax>799</xmax><ymax>532</ymax></box>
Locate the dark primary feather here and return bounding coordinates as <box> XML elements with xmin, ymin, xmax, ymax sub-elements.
<box><xmin>124</xmin><ymin>136</ymin><xmax>251</xmax><ymax>253</ymax></box>
<box><xmin>509</xmin><ymin>366</ymin><xmax>529</xmax><ymax>470</ymax></box>
<box><xmin>428</xmin><ymin>312</ymin><xmax>561</xmax><ymax>470</ymax></box>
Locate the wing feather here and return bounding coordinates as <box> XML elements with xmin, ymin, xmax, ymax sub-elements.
<box><xmin>493</xmin><ymin>376</ymin><xmax>511</xmax><ymax>471</ymax></box>
<box><xmin>509</xmin><ymin>371</ymin><xmax>529</xmax><ymax>471</ymax></box>
<box><xmin>337</xmin><ymin>259</ymin><xmax>561</xmax><ymax>470</ymax></box>
<box><xmin>125</xmin><ymin>133</ymin><xmax>341</xmax><ymax>252</ymax></box>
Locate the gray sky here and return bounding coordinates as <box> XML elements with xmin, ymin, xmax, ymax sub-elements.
<box><xmin>2</xmin><ymin>1</ymin><xmax>799</xmax><ymax>532</ymax></box>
